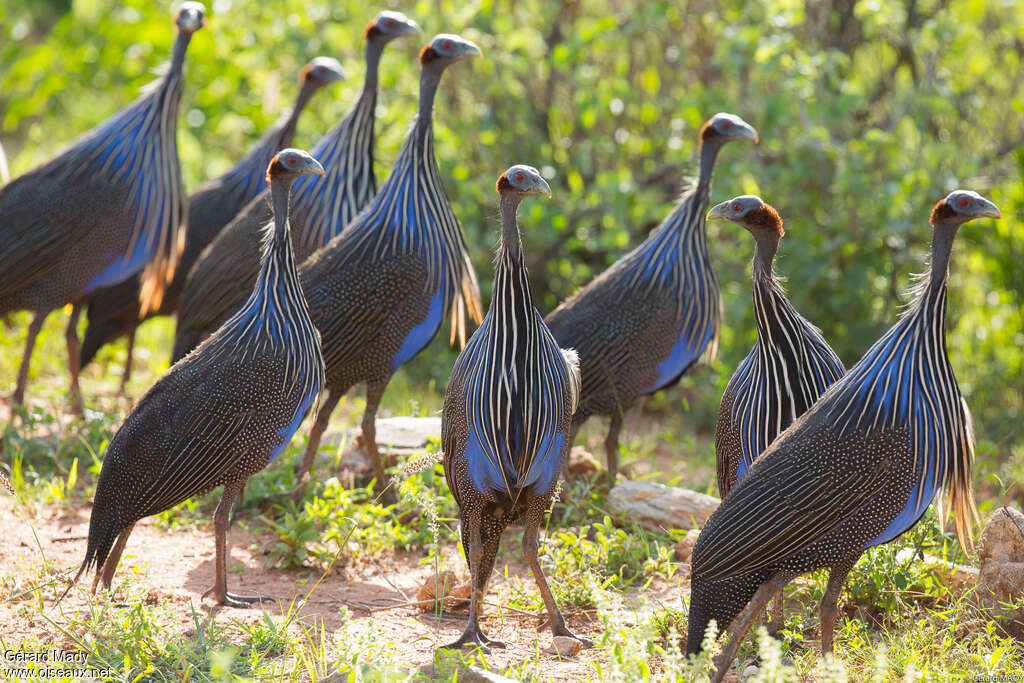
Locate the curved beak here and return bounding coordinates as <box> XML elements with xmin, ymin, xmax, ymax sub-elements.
<box><xmin>734</xmin><ymin>121</ymin><xmax>759</xmax><ymax>144</ymax></box>
<box><xmin>398</xmin><ymin>19</ymin><xmax>423</xmax><ymax>37</ymax></box>
<box><xmin>974</xmin><ymin>196</ymin><xmax>1001</xmax><ymax>219</ymax></box>
<box><xmin>460</xmin><ymin>40</ymin><xmax>483</xmax><ymax>59</ymax></box>
<box><xmin>302</xmin><ymin>158</ymin><xmax>326</xmax><ymax>176</ymax></box>
<box><xmin>535</xmin><ymin>176</ymin><xmax>552</xmax><ymax>198</ymax></box>
<box><xmin>706</xmin><ymin>200</ymin><xmax>731</xmax><ymax>221</ymax></box>
<box><xmin>323</xmin><ymin>68</ymin><xmax>346</xmax><ymax>84</ymax></box>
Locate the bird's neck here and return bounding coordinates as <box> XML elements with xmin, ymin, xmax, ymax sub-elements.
<box><xmin>751</xmin><ymin>244</ymin><xmax>790</xmax><ymax>343</ymax></box>
<box><xmin>363</xmin><ymin>40</ymin><xmax>383</xmax><ymax>95</ymax></box>
<box><xmin>494</xmin><ymin>194</ymin><xmax>534</xmax><ymax>337</ymax></box>
<box><xmin>167</xmin><ymin>31</ymin><xmax>192</xmax><ymax>82</ymax></box>
<box><xmin>267</xmin><ymin>179</ymin><xmax>298</xmax><ymax>269</ymax></box>
<box><xmin>927</xmin><ymin>222</ymin><xmax>959</xmax><ymax>296</ymax></box>
<box><xmin>276</xmin><ymin>84</ymin><xmax>314</xmax><ymax>150</ymax></box>
<box><xmin>417</xmin><ymin>66</ymin><xmax>443</xmax><ymax>127</ymax></box>
<box><xmin>499</xmin><ymin>194</ymin><xmax>524</xmax><ymax>264</ymax></box>
<box><xmin>696</xmin><ymin>141</ymin><xmax>721</xmax><ymax>194</ymax></box>
<box><xmin>751</xmin><ymin>234</ymin><xmax>779</xmax><ymax>282</ymax></box>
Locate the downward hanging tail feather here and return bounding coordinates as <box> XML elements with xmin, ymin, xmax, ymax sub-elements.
<box><xmin>138</xmin><ymin>216</ymin><xmax>186</xmax><ymax>316</ymax></box>
<box><xmin>944</xmin><ymin>398</ymin><xmax>978</xmax><ymax>552</ymax></box>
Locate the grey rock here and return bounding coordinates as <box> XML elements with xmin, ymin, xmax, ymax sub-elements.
<box><xmin>608</xmin><ymin>480</ymin><xmax>720</xmax><ymax>532</ymax></box>
<box><xmin>549</xmin><ymin>635</ymin><xmax>583</xmax><ymax>657</ymax></box>
<box><xmin>977</xmin><ymin>506</ymin><xmax>1024</xmax><ymax>640</ymax></box>
<box><xmin>318</xmin><ymin>416</ymin><xmax>442</xmax><ymax>472</ymax></box>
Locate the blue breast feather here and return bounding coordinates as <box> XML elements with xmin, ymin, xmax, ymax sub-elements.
<box><xmin>83</xmin><ymin>102</ymin><xmax>168</xmax><ymax>292</ymax></box>
<box><xmin>392</xmin><ymin>292</ymin><xmax>444</xmax><ymax>371</ymax></box>
<box><xmin>647</xmin><ymin>322</ymin><xmax>714</xmax><ymax>394</ymax></box>
<box><xmin>466</xmin><ymin>421</ymin><xmax>566</xmax><ymax>497</ymax></box>
<box><xmin>270</xmin><ymin>384</ymin><xmax>318</xmax><ymax>463</ymax></box>
<box><xmin>820</xmin><ymin>321</ymin><xmax>947</xmax><ymax>550</ymax></box>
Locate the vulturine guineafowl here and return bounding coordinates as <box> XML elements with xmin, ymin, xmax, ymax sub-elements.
<box><xmin>545</xmin><ymin>113</ymin><xmax>758</xmax><ymax>480</ymax></box>
<box><xmin>0</xmin><ymin>3</ymin><xmax>205</xmax><ymax>413</ymax></box>
<box><xmin>710</xmin><ymin>195</ymin><xmax>846</xmax><ymax>495</ymax></box>
<box><xmin>708</xmin><ymin>195</ymin><xmax>846</xmax><ymax>631</ymax></box>
<box><xmin>74</xmin><ymin>149</ymin><xmax>325</xmax><ymax>607</ymax></box>
<box><xmin>687</xmin><ymin>191</ymin><xmax>1000</xmax><ymax>682</ymax></box>
<box><xmin>173</xmin><ymin>11</ymin><xmax>420</xmax><ymax>361</ymax></box>
<box><xmin>441</xmin><ymin>165</ymin><xmax>588</xmax><ymax>652</ymax></box>
<box><xmin>80</xmin><ymin>57</ymin><xmax>344</xmax><ymax>390</ymax></box>
<box><xmin>290</xmin><ymin>33</ymin><xmax>484</xmax><ymax>500</ymax></box>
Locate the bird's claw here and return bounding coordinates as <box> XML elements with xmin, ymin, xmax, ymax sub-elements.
<box><xmin>440</xmin><ymin>628</ymin><xmax>506</xmax><ymax>654</ymax></box>
<box><xmin>541</xmin><ymin>618</ymin><xmax>593</xmax><ymax>648</ymax></box>
<box><xmin>203</xmin><ymin>587</ymin><xmax>274</xmax><ymax>608</ymax></box>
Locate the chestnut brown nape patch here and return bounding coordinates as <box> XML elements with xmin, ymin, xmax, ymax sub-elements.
<box><xmin>299</xmin><ymin>63</ymin><xmax>312</xmax><ymax>83</ymax></box>
<box><xmin>744</xmin><ymin>204</ymin><xmax>785</xmax><ymax>237</ymax></box>
<box><xmin>930</xmin><ymin>200</ymin><xmax>956</xmax><ymax>224</ymax></box>
<box><xmin>496</xmin><ymin>174</ymin><xmax>512</xmax><ymax>194</ymax></box>
<box><xmin>699</xmin><ymin>120</ymin><xmax>719</xmax><ymax>141</ymax></box>
<box><xmin>419</xmin><ymin>46</ymin><xmax>440</xmax><ymax>64</ymax></box>
<box><xmin>265</xmin><ymin>154</ymin><xmax>283</xmax><ymax>184</ymax></box>
<box><xmin>364</xmin><ymin>23</ymin><xmax>381</xmax><ymax>40</ymax></box>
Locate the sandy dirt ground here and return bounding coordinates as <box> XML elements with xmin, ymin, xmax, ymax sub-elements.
<box><xmin>0</xmin><ymin>493</ymin><xmax>690</xmax><ymax>681</ymax></box>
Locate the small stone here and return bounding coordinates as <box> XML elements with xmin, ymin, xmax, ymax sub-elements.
<box><xmin>674</xmin><ymin>528</ymin><xmax>702</xmax><ymax>562</ymax></box>
<box><xmin>976</xmin><ymin>506</ymin><xmax>1024</xmax><ymax>640</ymax></box>
<box><xmin>567</xmin><ymin>447</ymin><xmax>601</xmax><ymax>477</ymax></box>
<box><xmin>416</xmin><ymin>570</ymin><xmax>468</xmax><ymax>612</ymax></box>
<box><xmin>741</xmin><ymin>664</ymin><xmax>760</xmax><ymax>681</ymax></box>
<box><xmin>549</xmin><ymin>636</ymin><xmax>583</xmax><ymax>657</ymax></box>
<box><xmin>608</xmin><ymin>480</ymin><xmax>721</xmax><ymax>533</ymax></box>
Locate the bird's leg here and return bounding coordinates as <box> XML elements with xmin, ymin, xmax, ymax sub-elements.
<box><xmin>767</xmin><ymin>586</ymin><xmax>786</xmax><ymax>635</ymax></box>
<box><xmin>13</xmin><ymin>312</ymin><xmax>46</xmax><ymax>409</ymax></box>
<box><xmin>64</xmin><ymin>303</ymin><xmax>84</xmax><ymax>416</ymax></box>
<box><xmin>819</xmin><ymin>559</ymin><xmax>855</xmax><ymax>654</ymax></box>
<box><xmin>230</xmin><ymin>481</ymin><xmax>247</xmax><ymax>526</ymax></box>
<box><xmin>522</xmin><ymin>498</ymin><xmax>592</xmax><ymax>647</ymax></box>
<box><xmin>204</xmin><ymin>480</ymin><xmax>272</xmax><ymax>608</ymax></box>
<box><xmin>119</xmin><ymin>326</ymin><xmax>136</xmax><ymax>396</ymax></box>
<box><xmin>288</xmin><ymin>390</ymin><xmax>339</xmax><ymax>502</ymax></box>
<box><xmin>93</xmin><ymin>524</ymin><xmax>135</xmax><ymax>594</ymax></box>
<box><xmin>605</xmin><ymin>410</ymin><xmax>623</xmax><ymax>482</ymax></box>
<box><xmin>362</xmin><ymin>380</ymin><xmax>392</xmax><ymax>503</ymax></box>
<box><xmin>442</xmin><ymin>506</ymin><xmax>506</xmax><ymax>652</ymax></box>
<box><xmin>560</xmin><ymin>421</ymin><xmax>580</xmax><ymax>481</ymax></box>
<box><xmin>710</xmin><ymin>572</ymin><xmax>792</xmax><ymax>683</ymax></box>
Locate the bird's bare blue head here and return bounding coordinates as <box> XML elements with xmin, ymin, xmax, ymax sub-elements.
<box><xmin>175</xmin><ymin>2</ymin><xmax>205</xmax><ymax>34</ymax></box>
<box><xmin>931</xmin><ymin>190</ymin><xmax>1001</xmax><ymax>226</ymax></box>
<box><xmin>700</xmin><ymin>113</ymin><xmax>759</xmax><ymax>147</ymax></box>
<box><xmin>364</xmin><ymin>11</ymin><xmax>421</xmax><ymax>43</ymax></box>
<box><xmin>497</xmin><ymin>165</ymin><xmax>552</xmax><ymax>199</ymax></box>
<box><xmin>419</xmin><ymin>33</ymin><xmax>483</xmax><ymax>68</ymax></box>
<box><xmin>266</xmin><ymin>148</ymin><xmax>326</xmax><ymax>184</ymax></box>
<box><xmin>301</xmin><ymin>57</ymin><xmax>346</xmax><ymax>89</ymax></box>
<box><xmin>708</xmin><ymin>195</ymin><xmax>784</xmax><ymax>238</ymax></box>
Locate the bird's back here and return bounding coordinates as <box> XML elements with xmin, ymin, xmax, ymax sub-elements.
<box><xmin>173</xmin><ymin>197</ymin><xmax>273</xmax><ymax>360</ymax></box>
<box><xmin>695</xmin><ymin>404</ymin><xmax>916</xmax><ymax>583</ymax></box>
<box><xmin>0</xmin><ymin>166</ymin><xmax>133</xmax><ymax>312</ymax></box>
<box><xmin>546</xmin><ymin>188</ymin><xmax>719</xmax><ymax>418</ymax></box>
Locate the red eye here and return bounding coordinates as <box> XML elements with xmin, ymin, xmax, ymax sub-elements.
<box><xmin>515</xmin><ymin>172</ymin><xmax>525</xmax><ymax>182</ymax></box>
<box><xmin>385</xmin><ymin>19</ymin><xmax>395</xmax><ymax>28</ymax></box>
<box><xmin>958</xmin><ymin>198</ymin><xmax>968</xmax><ymax>207</ymax></box>
<box><xmin>442</xmin><ymin>40</ymin><xmax>453</xmax><ymax>50</ymax></box>
<box><xmin>733</xmin><ymin>203</ymin><xmax>741</xmax><ymax>211</ymax></box>
<box><xmin>287</xmin><ymin>157</ymin><xmax>297</xmax><ymax>166</ymax></box>
<box><xmin>721</xmin><ymin>121</ymin><xmax>731</xmax><ymax>129</ymax></box>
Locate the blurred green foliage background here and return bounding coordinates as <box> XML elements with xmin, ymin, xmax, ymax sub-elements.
<box><xmin>2</xmin><ymin>0</ymin><xmax>1021</xmax><ymax>502</ymax></box>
